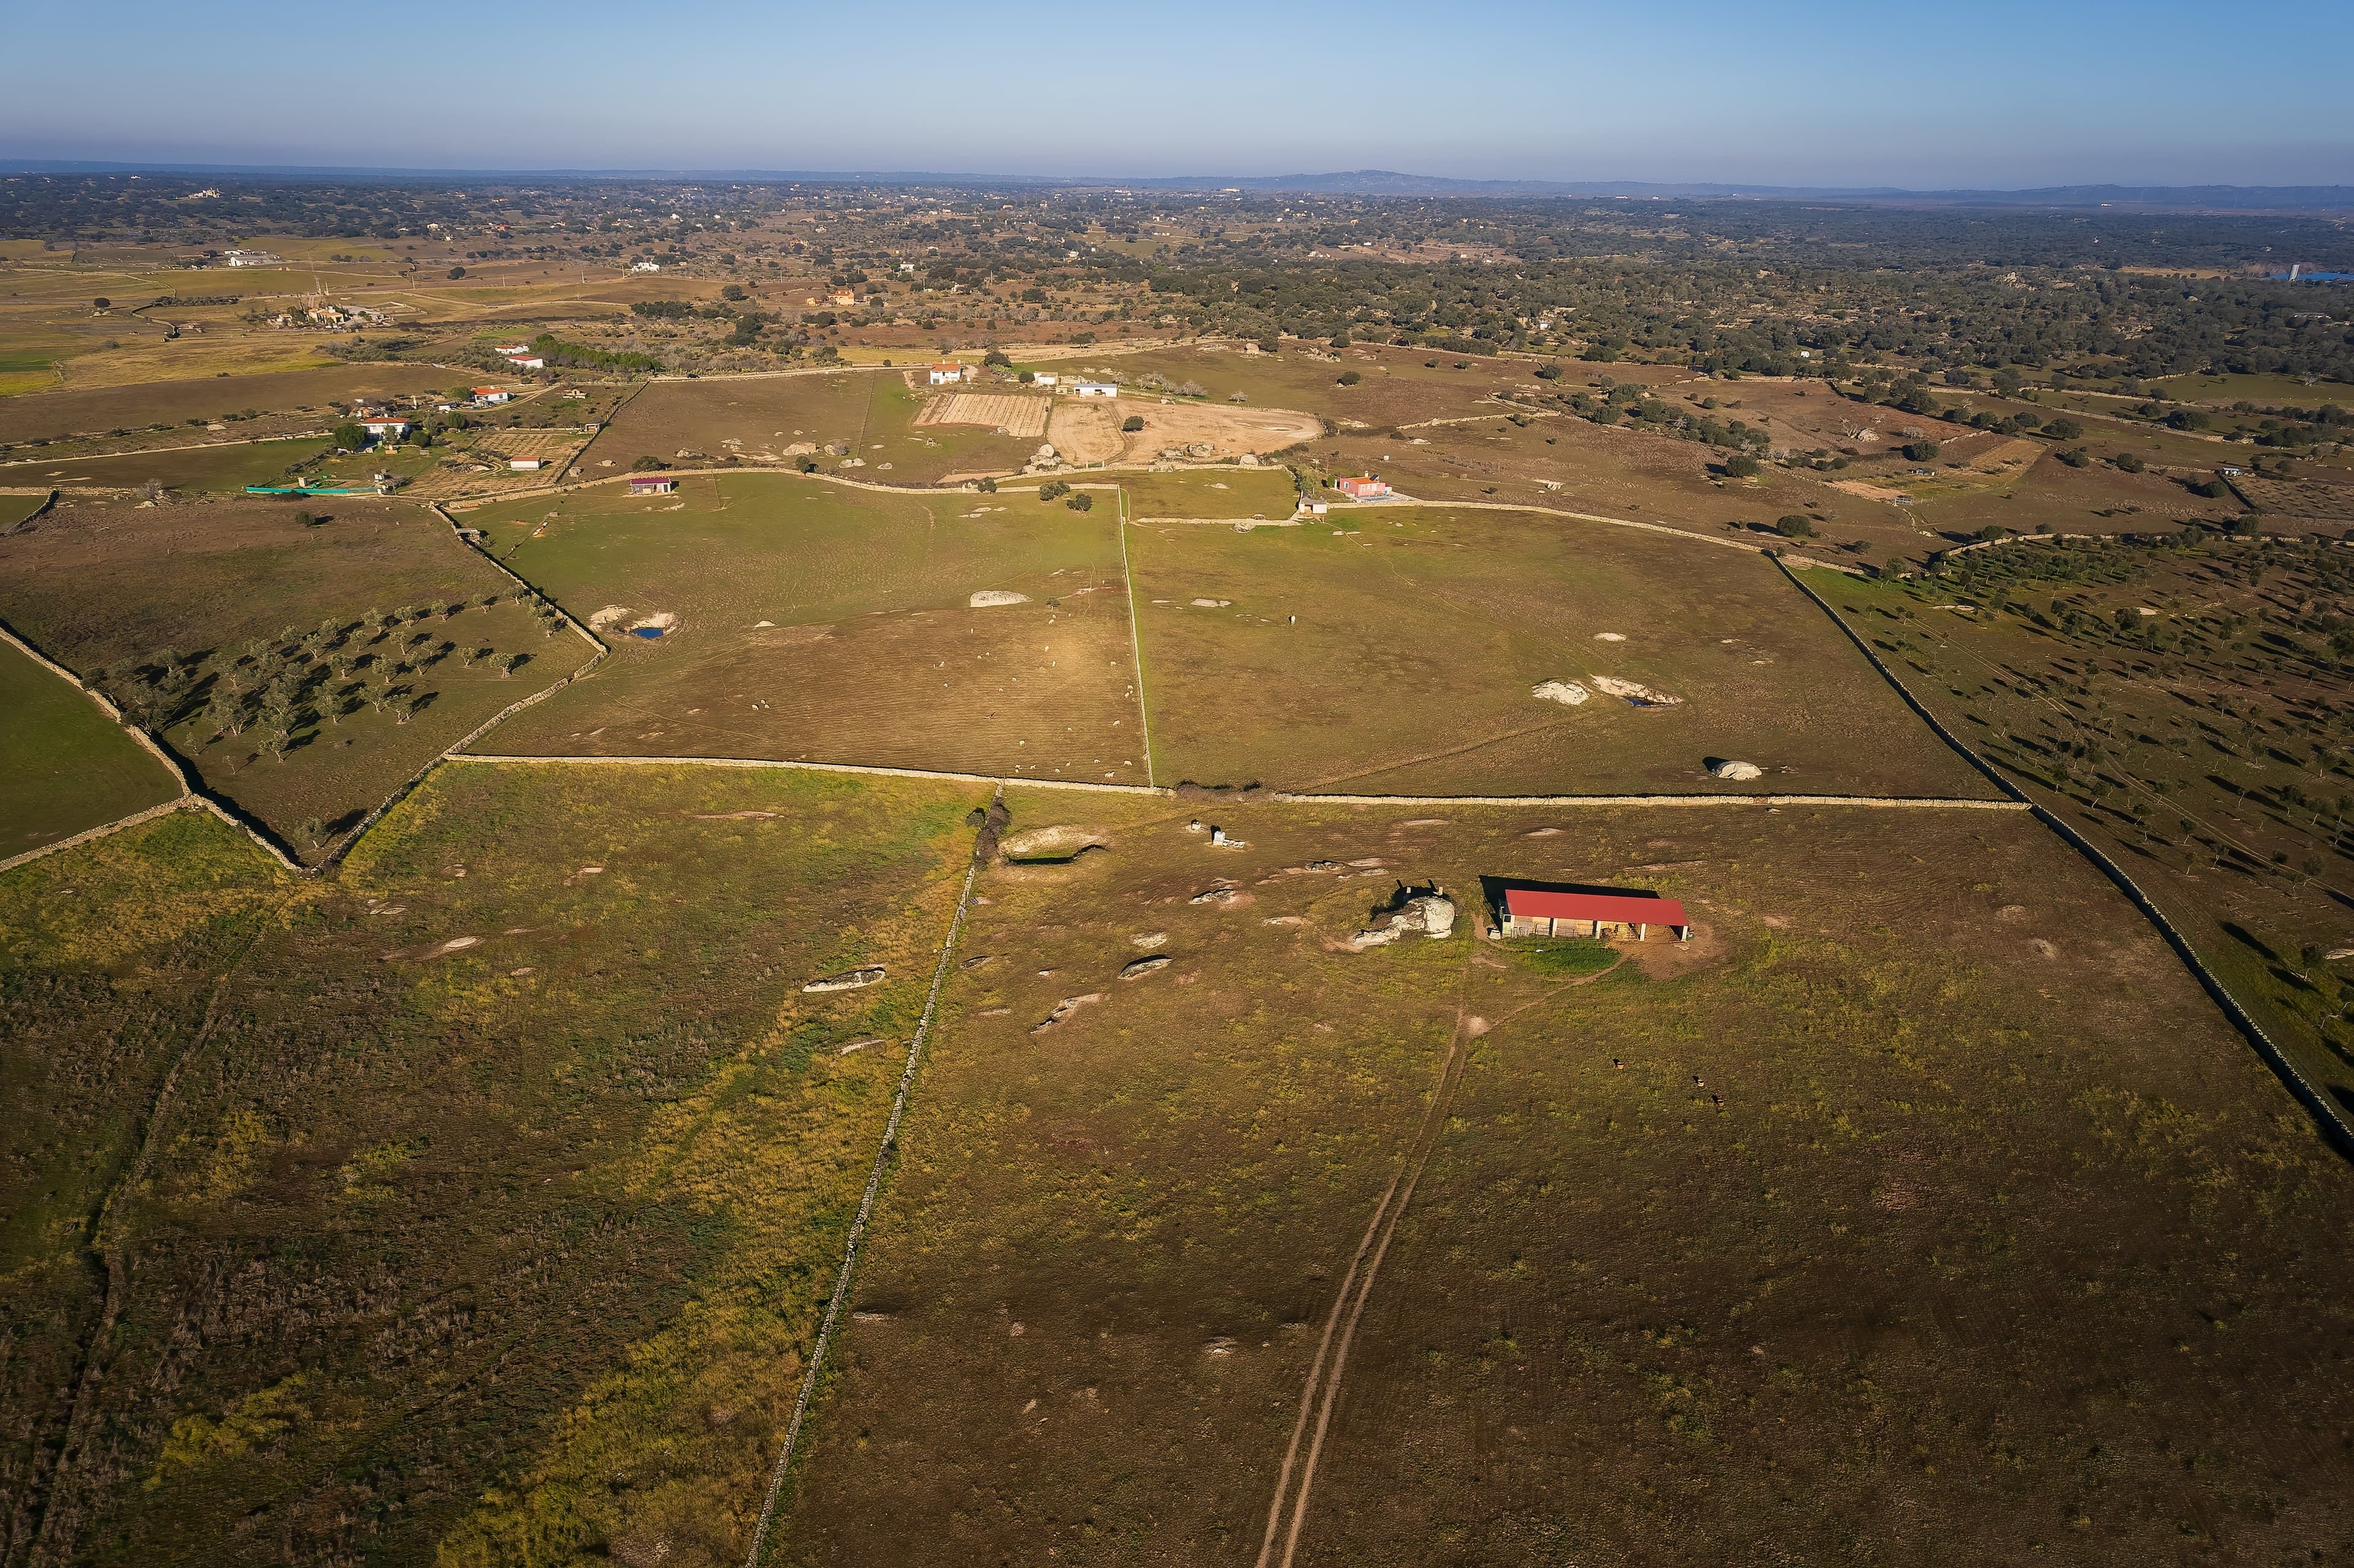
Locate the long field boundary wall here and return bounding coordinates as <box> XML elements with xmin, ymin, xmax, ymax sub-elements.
<box><xmin>1777</xmin><ymin>557</ymin><xmax>2354</xmax><ymax>1160</ymax></box>
<box><xmin>434</xmin><ymin>753</ymin><xmax>2045</xmax><ymax>812</ymax></box>
<box><xmin>1</xmin><ymin>487</ymin><xmax>59</xmax><ymax>533</ymax></box>
<box><xmin>1115</xmin><ymin>486</ymin><xmax>1157</xmax><ymax>786</ymax></box>
<box><xmin>741</xmin><ymin>794</ymin><xmax>997</xmax><ymax>1567</ymax></box>
<box><xmin>1</xmin><ymin>617</ymin><xmax>194</xmax><ymax>798</ymax></box>
<box><xmin>1277</xmin><ymin>792</ymin><xmax>2029</xmax><ymax>810</ymax></box>
<box><xmin>444</xmin><ymin>752</ymin><xmax>1175</xmax><ymax>797</ymax></box>
<box><xmin>299</xmin><ymin>506</ymin><xmax>622</xmax><ymax>869</ymax></box>
<box><xmin>0</xmin><ymin>618</ymin><xmax>311</xmax><ymax>876</ymax></box>
<box><xmin>0</xmin><ymin>797</ymin><xmax>204</xmax><ymax>877</ymax></box>
<box><xmin>427</xmin><ymin>447</ymin><xmax>1850</xmax><ymax>587</ymax></box>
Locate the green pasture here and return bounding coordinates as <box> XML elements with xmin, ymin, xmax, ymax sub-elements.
<box><xmin>0</xmin><ymin>634</ymin><xmax>180</xmax><ymax>854</ymax></box>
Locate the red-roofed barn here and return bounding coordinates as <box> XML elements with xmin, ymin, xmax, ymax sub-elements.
<box><xmin>1501</xmin><ymin>884</ymin><xmax>1689</xmax><ymax>941</ymax></box>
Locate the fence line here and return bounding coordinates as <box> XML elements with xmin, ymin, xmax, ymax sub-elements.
<box><xmin>444</xmin><ymin>752</ymin><xmax>1173</xmax><ymax>796</ymax></box>
<box><xmin>740</xmin><ymin>794</ymin><xmax>996</xmax><ymax>1567</ymax></box>
<box><xmin>1777</xmin><ymin>557</ymin><xmax>2354</xmax><ymax>1159</ymax></box>
<box><xmin>299</xmin><ymin>506</ymin><xmax>623</xmax><ymax>869</ymax></box>
<box><xmin>0</xmin><ymin>797</ymin><xmax>204</xmax><ymax>877</ymax></box>
<box><xmin>1274</xmin><ymin>791</ymin><xmax>2027</xmax><ymax>810</ymax></box>
<box><xmin>0</xmin><ymin>618</ymin><xmax>195</xmax><ymax>796</ymax></box>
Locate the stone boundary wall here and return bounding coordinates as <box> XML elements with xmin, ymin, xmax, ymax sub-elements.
<box><xmin>438</xmin><ymin>753</ymin><xmax>2048</xmax><ymax>812</ymax></box>
<box><xmin>298</xmin><ymin>505</ymin><xmax>622</xmax><ymax>870</ymax></box>
<box><xmin>0</xmin><ymin>617</ymin><xmax>194</xmax><ymax>796</ymax></box>
<box><xmin>1777</xmin><ymin>557</ymin><xmax>2354</xmax><ymax>1159</ymax></box>
<box><xmin>1275</xmin><ymin>791</ymin><xmax>2028</xmax><ymax>810</ymax></box>
<box><xmin>0</xmin><ymin>617</ymin><xmax>314</xmax><ymax>876</ymax></box>
<box><xmin>1</xmin><ymin>487</ymin><xmax>59</xmax><ymax>533</ymax></box>
<box><xmin>741</xmin><ymin>799</ymin><xmax>996</xmax><ymax>1566</ymax></box>
<box><xmin>444</xmin><ymin>752</ymin><xmax>1173</xmax><ymax>797</ymax></box>
<box><xmin>0</xmin><ymin>796</ymin><xmax>198</xmax><ymax>877</ymax></box>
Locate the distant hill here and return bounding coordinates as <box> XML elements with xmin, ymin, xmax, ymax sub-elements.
<box><xmin>7</xmin><ymin>159</ymin><xmax>2350</xmax><ymax>212</ymax></box>
<box><xmin>1119</xmin><ymin>171</ymin><xmax>2354</xmax><ymax>211</ymax></box>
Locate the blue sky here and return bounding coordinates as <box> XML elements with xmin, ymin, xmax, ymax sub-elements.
<box><xmin>6</xmin><ymin>0</ymin><xmax>2350</xmax><ymax>187</ymax></box>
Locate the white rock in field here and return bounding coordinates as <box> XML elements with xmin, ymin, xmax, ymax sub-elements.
<box><xmin>1350</xmin><ymin>893</ymin><xmax>1457</xmax><ymax>949</ymax></box>
<box><xmin>1710</xmin><ymin>759</ymin><xmax>1764</xmax><ymax>782</ymax></box>
<box><xmin>1590</xmin><ymin>675</ymin><xmax>1683</xmax><ymax>706</ymax></box>
<box><xmin>1532</xmin><ymin>680</ymin><xmax>1590</xmax><ymax>706</ymax></box>
<box><xmin>970</xmin><ymin>590</ymin><xmax>1030</xmax><ymax>607</ymax></box>
<box><xmin>804</xmin><ymin>966</ymin><xmax>886</xmax><ymax>993</ymax></box>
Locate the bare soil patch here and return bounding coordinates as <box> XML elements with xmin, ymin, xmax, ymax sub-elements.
<box><xmin>918</xmin><ymin>392</ymin><xmax>1050</xmax><ymax>441</ymax></box>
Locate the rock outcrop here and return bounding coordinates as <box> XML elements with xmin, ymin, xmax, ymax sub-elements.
<box><xmin>804</xmin><ymin>965</ymin><xmax>886</xmax><ymax>993</ymax></box>
<box><xmin>1350</xmin><ymin>891</ymin><xmax>1458</xmax><ymax>949</ymax></box>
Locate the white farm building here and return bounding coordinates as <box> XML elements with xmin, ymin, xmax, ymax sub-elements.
<box><xmin>1072</xmin><ymin>381</ymin><xmax>1119</xmax><ymax>399</ymax></box>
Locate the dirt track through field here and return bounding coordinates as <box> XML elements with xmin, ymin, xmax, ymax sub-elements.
<box><xmin>26</xmin><ymin>901</ymin><xmax>285</xmax><ymax>1565</ymax></box>
<box><xmin>1255</xmin><ymin>949</ymin><xmax>1480</xmax><ymax>1568</ymax></box>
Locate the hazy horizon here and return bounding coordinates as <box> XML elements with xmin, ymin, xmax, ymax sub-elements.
<box><xmin>7</xmin><ymin>0</ymin><xmax>2349</xmax><ymax>188</ymax></box>
<box><xmin>6</xmin><ymin>159</ymin><xmax>2352</xmax><ymax>196</ymax></box>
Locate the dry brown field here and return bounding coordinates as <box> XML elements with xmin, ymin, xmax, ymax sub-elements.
<box><xmin>1049</xmin><ymin>397</ymin><xmax>1323</xmax><ymax>467</ymax></box>
<box><xmin>0</xmin><ymin>765</ymin><xmax>989</xmax><ymax>1566</ymax></box>
<box><xmin>1315</xmin><ymin>414</ymin><xmax>1842</xmax><ymax>540</ymax></box>
<box><xmin>1828</xmin><ymin>549</ymin><xmax>2354</xmax><ymax>1153</ymax></box>
<box><xmin>1116</xmin><ymin>468</ymin><xmax>1301</xmax><ymax>520</ymax></box>
<box><xmin>1900</xmin><ymin>454</ymin><xmax>2239</xmax><ymax>539</ymax></box>
<box><xmin>0</xmin><ymin>438</ymin><xmax>324</xmax><ymax>494</ymax></box>
<box><xmin>1127</xmin><ymin>505</ymin><xmax>1995</xmax><ymax>798</ymax></box>
<box><xmin>584</xmin><ymin>373</ymin><xmax>1038</xmax><ymax>484</ymax></box>
<box><xmin>487</xmin><ymin>587</ymin><xmax>1145</xmax><ymax>783</ymax></box>
<box><xmin>0</xmin><ymin>495</ymin><xmax>492</xmax><ymax>669</ymax></box>
<box><xmin>781</xmin><ymin>794</ymin><xmax>2354</xmax><ymax>1568</ymax></box>
<box><xmin>1307</xmin><ymin>406</ymin><xmax>2258</xmax><ymax>571</ymax></box>
<box><xmin>585</xmin><ymin>373</ymin><xmax>878</xmax><ymax>466</ymax></box>
<box><xmin>1111</xmin><ymin>343</ymin><xmax>1536</xmax><ymax>431</ymax></box>
<box><xmin>0</xmin><ymin>365</ymin><xmax>454</xmax><ymax>446</ymax></box>
<box><xmin>0</xmin><ymin>494</ymin><xmax>563</xmax><ymax>853</ymax></box>
<box><xmin>468</xmin><ymin>473</ymin><xmax>1146</xmax><ymax>782</ymax></box>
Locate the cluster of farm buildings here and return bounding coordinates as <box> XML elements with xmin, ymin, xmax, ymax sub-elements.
<box><xmin>925</xmin><ymin>360</ymin><xmax>1117</xmax><ymax>397</ymax></box>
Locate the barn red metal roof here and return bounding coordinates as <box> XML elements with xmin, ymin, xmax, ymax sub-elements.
<box><xmin>1504</xmin><ymin>888</ymin><xmax>1686</xmax><ymax>926</ymax></box>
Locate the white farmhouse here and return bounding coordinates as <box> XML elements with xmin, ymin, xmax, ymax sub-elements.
<box><xmin>1072</xmin><ymin>381</ymin><xmax>1119</xmax><ymax>399</ymax></box>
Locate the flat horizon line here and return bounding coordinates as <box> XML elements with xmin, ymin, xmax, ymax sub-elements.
<box><xmin>5</xmin><ymin>158</ymin><xmax>2353</xmax><ymax>210</ymax></box>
